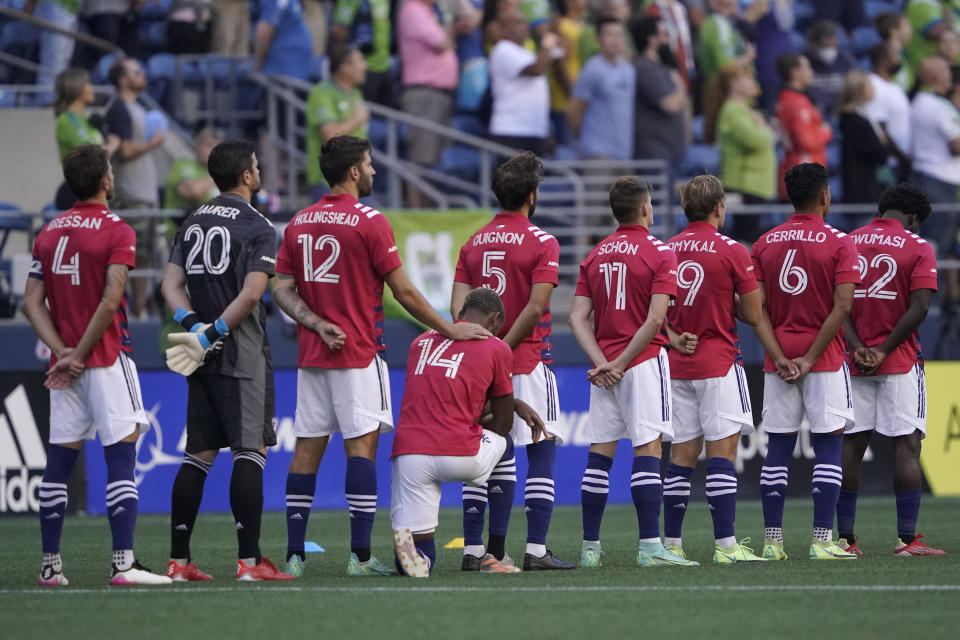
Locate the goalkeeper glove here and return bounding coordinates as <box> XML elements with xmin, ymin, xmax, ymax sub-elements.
<box><xmin>164</xmin><ymin>316</ymin><xmax>229</xmax><ymax>377</ymax></box>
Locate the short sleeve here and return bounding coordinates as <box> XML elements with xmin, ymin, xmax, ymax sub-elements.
<box><xmin>108</xmin><ymin>224</ymin><xmax>137</xmax><ymax>269</ymax></box>
<box><xmin>104</xmin><ymin>101</ymin><xmax>132</xmax><ymax>141</ymax></box>
<box><xmin>29</xmin><ymin>235</ymin><xmax>44</xmax><ymax>280</ymax></box>
<box><xmin>367</xmin><ymin>214</ymin><xmax>403</xmax><ymax>278</ymax></box>
<box><xmin>651</xmin><ymin>249</ymin><xmax>679</xmax><ymax>297</ymax></box>
<box><xmin>531</xmin><ymin>236</ymin><xmax>559</xmax><ymax>285</ymax></box>
<box><xmin>495</xmin><ymin>42</ymin><xmax>536</xmax><ymax>79</ymax></box>
<box><xmin>730</xmin><ymin>242</ymin><xmax>759</xmax><ymax>295</ymax></box>
<box><xmin>259</xmin><ymin>0</ymin><xmax>282</xmax><ymax>26</ymax></box>
<box><xmin>403</xmin><ymin>4</ymin><xmax>447</xmax><ymax>49</ymax></box>
<box><xmin>574</xmin><ymin>260</ymin><xmax>592</xmax><ymax>297</ymax></box>
<box><xmin>276</xmin><ymin>227</ymin><xmax>295</xmax><ymax>275</ymax></box>
<box><xmin>168</xmin><ymin>226</ymin><xmax>186</xmax><ymax>268</ymax></box>
<box><xmin>489</xmin><ymin>340</ymin><xmax>514</xmax><ymax>397</ymax></box>
<box><xmin>910</xmin><ymin>242</ymin><xmax>939</xmax><ymax>291</ymax></box>
<box><xmin>454</xmin><ymin>243</ymin><xmax>472</xmax><ymax>284</ymax></box>
<box><xmin>572</xmin><ymin>61</ymin><xmax>598</xmax><ymax>103</ymax></box>
<box><xmin>308</xmin><ymin>86</ymin><xmax>338</xmax><ymax>127</ymax></box>
<box><xmin>750</xmin><ymin>240</ymin><xmax>764</xmax><ymax>282</ymax></box>
<box><xmin>937</xmin><ymin>101</ymin><xmax>960</xmax><ymax>141</ymax></box>
<box><xmin>834</xmin><ymin>236</ymin><xmax>862</xmax><ymax>286</ymax></box>
<box><xmin>247</xmin><ymin>224</ymin><xmax>278</xmax><ymax>276</ymax></box>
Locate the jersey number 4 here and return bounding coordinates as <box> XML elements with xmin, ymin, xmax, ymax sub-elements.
<box><xmin>297</xmin><ymin>233</ymin><xmax>341</xmax><ymax>283</ymax></box>
<box><xmin>414</xmin><ymin>337</ymin><xmax>464</xmax><ymax>379</ymax></box>
<box><xmin>855</xmin><ymin>253</ymin><xmax>897</xmax><ymax>300</ymax></box>
<box><xmin>52</xmin><ymin>236</ymin><xmax>80</xmax><ymax>285</ymax></box>
<box><xmin>185</xmin><ymin>224</ymin><xmax>231</xmax><ymax>275</ymax></box>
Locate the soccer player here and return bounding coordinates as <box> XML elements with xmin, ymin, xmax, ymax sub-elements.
<box><xmin>161</xmin><ymin>139</ymin><xmax>292</xmax><ymax>581</ymax></box>
<box><xmin>25</xmin><ymin>144</ymin><xmax>170</xmax><ymax>586</ymax></box>
<box><xmin>751</xmin><ymin>162</ymin><xmax>860</xmax><ymax>561</ymax></box>
<box><xmin>391</xmin><ymin>288</ymin><xmax>545</xmax><ymax>578</ymax></box>
<box><xmin>838</xmin><ymin>184</ymin><xmax>945</xmax><ymax>557</ymax></box>
<box><xmin>569</xmin><ymin>176</ymin><xmax>698</xmax><ymax>568</ymax></box>
<box><xmin>274</xmin><ymin>136</ymin><xmax>490</xmax><ymax>578</ymax></box>
<box><xmin>451</xmin><ymin>151</ymin><xmax>574</xmax><ymax>572</ymax></box>
<box><xmin>662</xmin><ymin>174</ymin><xmax>766</xmax><ymax>563</ymax></box>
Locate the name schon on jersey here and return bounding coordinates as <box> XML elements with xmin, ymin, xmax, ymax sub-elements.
<box><xmin>472</xmin><ymin>231</ymin><xmax>526</xmax><ymax>246</ymax></box>
<box><xmin>854</xmin><ymin>233</ymin><xmax>907</xmax><ymax>248</ymax></box>
<box><xmin>668</xmin><ymin>239</ymin><xmax>718</xmax><ymax>254</ymax></box>
<box><xmin>598</xmin><ymin>241</ymin><xmax>640</xmax><ymax>256</ymax></box>
<box><xmin>765</xmin><ymin>230</ymin><xmax>828</xmax><ymax>243</ymax></box>
<box><xmin>292</xmin><ymin>210</ymin><xmax>360</xmax><ymax>227</ymax></box>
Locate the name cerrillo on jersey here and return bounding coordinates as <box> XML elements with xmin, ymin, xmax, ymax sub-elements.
<box><xmin>765</xmin><ymin>229</ymin><xmax>828</xmax><ymax>243</ymax></box>
<box><xmin>292</xmin><ymin>209</ymin><xmax>361</xmax><ymax>227</ymax></box>
<box><xmin>668</xmin><ymin>239</ymin><xmax>718</xmax><ymax>254</ymax></box>
<box><xmin>854</xmin><ymin>233</ymin><xmax>907</xmax><ymax>248</ymax></box>
<box><xmin>193</xmin><ymin>203</ymin><xmax>242</xmax><ymax>219</ymax></box>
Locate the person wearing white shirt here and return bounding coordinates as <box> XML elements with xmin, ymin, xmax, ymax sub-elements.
<box><xmin>488</xmin><ymin>8</ymin><xmax>558</xmax><ymax>156</ymax></box>
<box><xmin>866</xmin><ymin>41</ymin><xmax>911</xmax><ymax>171</ymax></box>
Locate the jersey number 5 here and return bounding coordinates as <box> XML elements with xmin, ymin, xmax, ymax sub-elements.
<box><xmin>414</xmin><ymin>337</ymin><xmax>464</xmax><ymax>379</ymax></box>
<box><xmin>52</xmin><ymin>236</ymin><xmax>80</xmax><ymax>285</ymax></box>
<box><xmin>297</xmin><ymin>233</ymin><xmax>341</xmax><ymax>283</ymax></box>
<box><xmin>185</xmin><ymin>224</ymin><xmax>231</xmax><ymax>275</ymax></box>
<box><xmin>481</xmin><ymin>251</ymin><xmax>507</xmax><ymax>295</ymax></box>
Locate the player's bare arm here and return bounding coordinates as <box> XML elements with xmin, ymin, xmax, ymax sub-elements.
<box><xmin>23</xmin><ymin>277</ymin><xmax>71</xmax><ymax>371</ymax></box>
<box><xmin>734</xmin><ymin>289</ymin><xmax>763</xmax><ymax>327</ymax></box>
<box><xmin>568</xmin><ymin>295</ymin><xmax>621</xmax><ymax>388</ymax></box>
<box><xmin>487</xmin><ymin>393</ymin><xmax>517</xmax><ymax>437</ymax></box>
<box><xmin>273</xmin><ymin>273</ymin><xmax>346</xmax><ymax>351</ymax></box>
<box><xmin>500</xmin><ymin>282</ymin><xmax>553</xmax><ymax>349</ymax></box>
<box><xmin>665</xmin><ymin>322</ymin><xmax>698</xmax><ymax>356</ymax></box>
<box><xmin>843</xmin><ymin>316</ymin><xmax>875</xmax><ymax>373</ymax></box>
<box><xmin>450</xmin><ymin>280</ymin><xmax>471</xmax><ymax>320</ymax></box>
<box><xmin>385</xmin><ymin>266</ymin><xmax>491</xmax><ymax>341</ymax></box>
<box><xmin>864</xmin><ymin>288</ymin><xmax>934</xmax><ymax>375</ymax></box>
<box><xmin>752</xmin><ymin>283</ymin><xmax>801</xmax><ymax>382</ymax></box>
<box><xmin>604</xmin><ymin>292</ymin><xmax>671</xmax><ymax>377</ymax></box>
<box><xmin>792</xmin><ymin>282</ymin><xmax>856</xmax><ymax>379</ymax></box>
<box><xmin>513</xmin><ymin>398</ymin><xmax>545</xmax><ymax>443</ymax></box>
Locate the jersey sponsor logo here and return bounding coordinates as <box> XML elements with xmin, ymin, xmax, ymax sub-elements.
<box><xmin>260</xmin><ymin>256</ymin><xmax>277</xmax><ymax>264</ymax></box>
<box><xmin>854</xmin><ymin>233</ymin><xmax>906</xmax><ymax>248</ymax></box>
<box><xmin>45</xmin><ymin>215</ymin><xmax>103</xmax><ymax>231</ymax></box>
<box><xmin>293</xmin><ymin>209</ymin><xmax>360</xmax><ymax>227</ymax></box>
<box><xmin>0</xmin><ymin>385</ymin><xmax>45</xmax><ymax>513</ymax></box>
<box><xmin>472</xmin><ymin>231</ymin><xmax>526</xmax><ymax>246</ymax></box>
<box><xmin>194</xmin><ymin>204</ymin><xmax>241</xmax><ymax>219</ymax></box>
<box><xmin>598</xmin><ymin>241</ymin><xmax>639</xmax><ymax>256</ymax></box>
<box><xmin>765</xmin><ymin>229</ymin><xmax>827</xmax><ymax>244</ymax></box>
<box><xmin>668</xmin><ymin>239</ymin><xmax>718</xmax><ymax>254</ymax></box>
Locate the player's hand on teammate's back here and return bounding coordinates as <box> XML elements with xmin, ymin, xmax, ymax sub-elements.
<box><xmin>317</xmin><ymin>321</ymin><xmax>346</xmax><ymax>351</ymax></box>
<box><xmin>448</xmin><ymin>322</ymin><xmax>491</xmax><ymax>341</ymax></box>
<box><xmin>514</xmin><ymin>399</ymin><xmax>545</xmax><ymax>443</ymax></box>
<box><xmin>774</xmin><ymin>356</ymin><xmax>801</xmax><ymax>383</ymax></box>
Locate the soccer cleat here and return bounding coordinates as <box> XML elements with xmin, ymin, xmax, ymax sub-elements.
<box><xmin>285</xmin><ymin>554</ymin><xmax>306</xmax><ymax>578</ymax></box>
<box><xmin>713</xmin><ymin>538</ymin><xmax>768</xmax><ymax>564</ymax></box>
<box><xmin>393</xmin><ymin>527</ymin><xmax>429</xmax><ymax>578</ymax></box>
<box><xmin>809</xmin><ymin>539</ymin><xmax>859</xmax><ymax>560</ymax></box>
<box><xmin>461</xmin><ymin>554</ymin><xmax>482</xmax><ymax>572</ymax></box>
<box><xmin>665</xmin><ymin>543</ymin><xmax>687</xmax><ymax>560</ymax></box>
<box><xmin>479</xmin><ymin>553</ymin><xmax>521</xmax><ymax>573</ymax></box>
<box><xmin>579</xmin><ymin>541</ymin><xmax>603</xmax><ymax>568</ymax></box>
<box><xmin>761</xmin><ymin>538</ymin><xmax>789</xmax><ymax>561</ymax></box>
<box><xmin>637</xmin><ymin>542</ymin><xmax>700</xmax><ymax>567</ymax></box>
<box><xmin>839</xmin><ymin>535</ymin><xmax>862</xmax><ymax>558</ymax></box>
<box><xmin>235</xmin><ymin>557</ymin><xmax>296</xmax><ymax>581</ymax></box>
<box><xmin>894</xmin><ymin>533</ymin><xmax>946</xmax><ymax>556</ymax></box>
<box><xmin>38</xmin><ymin>565</ymin><xmax>69</xmax><ymax>587</ymax></box>
<box><xmin>346</xmin><ymin>553</ymin><xmax>398</xmax><ymax>576</ymax></box>
<box><xmin>167</xmin><ymin>560</ymin><xmax>213</xmax><ymax>582</ymax></box>
<box><xmin>523</xmin><ymin>549</ymin><xmax>576</xmax><ymax>571</ymax></box>
<box><xmin>110</xmin><ymin>560</ymin><xmax>174</xmax><ymax>585</ymax></box>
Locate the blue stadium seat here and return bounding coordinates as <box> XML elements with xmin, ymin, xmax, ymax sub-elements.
<box><xmin>681</xmin><ymin>144</ymin><xmax>721</xmax><ymax>176</ymax></box>
<box><xmin>827</xmin><ymin>141</ymin><xmax>841</xmax><ymax>174</ymax></box>
<box><xmin>852</xmin><ymin>25</ymin><xmax>883</xmax><ymax>55</ymax></box>
<box><xmin>147</xmin><ymin>53</ymin><xmax>177</xmax><ymax>79</ymax></box>
<box><xmin>92</xmin><ymin>53</ymin><xmax>119</xmax><ymax>84</ymax></box>
<box><xmin>829</xmin><ymin>176</ymin><xmax>843</xmax><ymax>202</ymax></box>
<box><xmin>141</xmin><ymin>20</ymin><xmax>167</xmax><ymax>54</ymax></box>
<box><xmin>41</xmin><ymin>202</ymin><xmax>59</xmax><ymax>222</ymax></box>
<box><xmin>451</xmin><ymin>114</ymin><xmax>487</xmax><ymax>138</ymax></box>
<box><xmin>552</xmin><ymin>144</ymin><xmax>578</xmax><ymax>161</ymax></box>
<box><xmin>309</xmin><ymin>56</ymin><xmax>328</xmax><ymax>83</ymax></box>
<box><xmin>140</xmin><ymin>0</ymin><xmax>171</xmax><ymax>19</ymax></box>
<box><xmin>789</xmin><ymin>30</ymin><xmax>807</xmax><ymax>53</ymax></box>
<box><xmin>0</xmin><ymin>203</ymin><xmax>31</xmax><ymax>255</ymax></box>
<box><xmin>436</xmin><ymin>146</ymin><xmax>481</xmax><ymax>182</ymax></box>
<box><xmin>865</xmin><ymin>1</ymin><xmax>901</xmax><ymax>20</ymax></box>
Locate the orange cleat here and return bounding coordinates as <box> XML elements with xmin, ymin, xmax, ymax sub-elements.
<box><xmin>236</xmin><ymin>557</ymin><xmax>296</xmax><ymax>581</ymax></box>
<box><xmin>894</xmin><ymin>534</ymin><xmax>946</xmax><ymax>556</ymax></box>
<box><xmin>167</xmin><ymin>560</ymin><xmax>213</xmax><ymax>582</ymax></box>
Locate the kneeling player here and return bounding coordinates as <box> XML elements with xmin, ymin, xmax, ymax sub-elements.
<box><xmin>569</xmin><ymin>177</ymin><xmax>698</xmax><ymax>568</ymax></box>
<box><xmin>839</xmin><ymin>184</ymin><xmax>945</xmax><ymax>557</ymax></box>
<box><xmin>391</xmin><ymin>288</ymin><xmax>545</xmax><ymax>577</ymax></box>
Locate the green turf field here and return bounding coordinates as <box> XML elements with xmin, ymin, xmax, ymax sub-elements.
<box><xmin>1</xmin><ymin>497</ymin><xmax>958</xmax><ymax>639</ymax></box>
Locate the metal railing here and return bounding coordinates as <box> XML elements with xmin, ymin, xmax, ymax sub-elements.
<box><xmin>0</xmin><ymin>6</ymin><xmax>123</xmax><ymax>56</ymax></box>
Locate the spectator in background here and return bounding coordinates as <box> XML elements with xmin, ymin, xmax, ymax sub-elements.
<box><xmin>867</xmin><ymin>41</ymin><xmax>912</xmax><ymax>180</ymax></box>
<box><xmin>451</xmin><ymin>0</ymin><xmax>485</xmax><ymax>114</ymax></box>
<box><xmin>254</xmin><ymin>0</ymin><xmax>314</xmax><ymax>81</ymax></box>
<box><xmin>707</xmin><ymin>63</ymin><xmax>776</xmax><ymax>240</ymax></box>
<box><xmin>212</xmin><ymin>0</ymin><xmax>249</xmax><ymax>55</ymax></box>
<box><xmin>164</xmin><ymin>128</ymin><xmax>221</xmax><ymax>214</ymax></box>
<box><xmin>837</xmin><ymin>71</ymin><xmax>890</xmax><ymax>205</ymax></box>
<box><xmin>578</xmin><ymin>0</ymin><xmax>635</xmax><ymax>61</ymax></box>
<box><xmin>937</xmin><ymin>26</ymin><xmax>960</xmax><ymax>63</ymax></box>
<box><xmin>397</xmin><ymin>0</ymin><xmax>458</xmax><ymax>207</ymax></box>
<box><xmin>811</xmin><ymin>0</ymin><xmax>865</xmax><ymax>34</ymax></box>
<box><xmin>775</xmin><ymin>54</ymin><xmax>831</xmax><ymax>201</ymax></box>
<box><xmin>906</xmin><ymin>0</ymin><xmax>960</xmax><ymax>71</ymax></box>
<box><xmin>23</xmin><ymin>0</ymin><xmax>77</xmax><ymax>101</ymax></box>
<box><xmin>302</xmin><ymin>0</ymin><xmax>328</xmax><ymax>55</ymax></box>
<box><xmin>488</xmin><ymin>8</ymin><xmax>557</xmax><ymax>156</ymax></box>
<box><xmin>76</xmin><ymin>0</ymin><xmax>140</xmax><ymax>63</ymax></box>
<box><xmin>305</xmin><ymin>44</ymin><xmax>369</xmax><ymax>201</ymax></box>
<box><xmin>753</xmin><ymin>0</ymin><xmax>797</xmax><ymax>112</ymax></box>
<box><xmin>697</xmin><ymin>0</ymin><xmax>759</xmax><ymax>97</ymax></box>
<box><xmin>568</xmin><ymin>17</ymin><xmax>635</xmax><ymax>160</ymax></box>
<box><xmin>166</xmin><ymin>0</ymin><xmax>213</xmax><ymax>54</ymax></box>
<box><xmin>874</xmin><ymin>11</ymin><xmax>913</xmax><ymax>90</ymax></box>
<box><xmin>910</xmin><ymin>56</ymin><xmax>960</xmax><ymax>207</ymax></box>
<box><xmin>631</xmin><ymin>15</ymin><xmax>689</xmax><ymax>167</ymax></box>
<box><xmin>104</xmin><ymin>57</ymin><xmax>164</xmax><ymax>318</ymax></box>
<box><xmin>645</xmin><ymin>0</ymin><xmax>696</xmax><ymax>89</ymax></box>
<box><xmin>520</xmin><ymin>0</ymin><xmax>552</xmax><ymax>39</ymax></box>
<box><xmin>331</xmin><ymin>0</ymin><xmax>392</xmax><ymax>105</ymax></box>
<box><xmin>53</xmin><ymin>67</ymin><xmax>109</xmax><ymax>210</ymax></box>
<box><xmin>549</xmin><ymin>0</ymin><xmax>588</xmax><ymax>147</ymax></box>
<box><xmin>804</xmin><ymin>19</ymin><xmax>857</xmax><ymax>116</ymax></box>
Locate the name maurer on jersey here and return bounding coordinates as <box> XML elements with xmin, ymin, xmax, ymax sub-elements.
<box><xmin>194</xmin><ymin>204</ymin><xmax>241</xmax><ymax>219</ymax></box>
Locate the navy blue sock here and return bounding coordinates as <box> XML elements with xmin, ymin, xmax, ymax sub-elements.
<box><xmin>836</xmin><ymin>490</ymin><xmax>858</xmax><ymax>541</ymax></box>
<box><xmin>104</xmin><ymin>441</ymin><xmax>138</xmax><ymax>552</ymax></box>
<box><xmin>524</xmin><ymin>439</ymin><xmax>556</xmax><ymax>546</ymax></box>
<box><xmin>39</xmin><ymin>445</ymin><xmax>79</xmax><ymax>554</ymax></box>
<box><xmin>414</xmin><ymin>538</ymin><xmax>437</xmax><ymax>573</ymax></box>
<box><xmin>631</xmin><ymin>456</ymin><xmax>662</xmax><ymax>540</ymax></box>
<box><xmin>706</xmin><ymin>457</ymin><xmax>738</xmax><ymax>541</ymax></box>
<box><xmin>895</xmin><ymin>490</ymin><xmax>922</xmax><ymax>543</ymax></box>
<box><xmin>662</xmin><ymin>463</ymin><xmax>694</xmax><ymax>540</ymax></box>
<box><xmin>761</xmin><ymin>432</ymin><xmax>797</xmax><ymax>529</ymax></box>
<box><xmin>461</xmin><ymin>482</ymin><xmax>487</xmax><ymax>548</ymax></box>
<box><xmin>811</xmin><ymin>434</ymin><xmax>843</xmax><ymax>530</ymax></box>
<box><xmin>345</xmin><ymin>456</ymin><xmax>377</xmax><ymax>562</ymax></box>
<box><xmin>285</xmin><ymin>472</ymin><xmax>316</xmax><ymax>560</ymax></box>
<box><xmin>486</xmin><ymin>436</ymin><xmax>515</xmax><ymax>559</ymax></box>
<box><xmin>581</xmin><ymin>452</ymin><xmax>612</xmax><ymax>542</ymax></box>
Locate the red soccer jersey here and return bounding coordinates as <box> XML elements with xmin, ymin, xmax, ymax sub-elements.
<box><xmin>848</xmin><ymin>218</ymin><xmax>938</xmax><ymax>376</ymax></box>
<box><xmin>666</xmin><ymin>222</ymin><xmax>758</xmax><ymax>379</ymax></box>
<box><xmin>751</xmin><ymin>213</ymin><xmax>861</xmax><ymax>372</ymax></box>
<box><xmin>454</xmin><ymin>212</ymin><xmax>559</xmax><ymax>374</ymax></box>
<box><xmin>575</xmin><ymin>225</ymin><xmax>678</xmax><ymax>371</ymax></box>
<box><xmin>391</xmin><ymin>327</ymin><xmax>514</xmax><ymax>457</ymax></box>
<box><xmin>276</xmin><ymin>194</ymin><xmax>402</xmax><ymax>369</ymax></box>
<box><xmin>28</xmin><ymin>202</ymin><xmax>136</xmax><ymax>368</ymax></box>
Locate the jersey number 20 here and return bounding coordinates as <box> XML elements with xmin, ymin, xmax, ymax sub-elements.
<box><xmin>185</xmin><ymin>224</ymin><xmax>231</xmax><ymax>275</ymax></box>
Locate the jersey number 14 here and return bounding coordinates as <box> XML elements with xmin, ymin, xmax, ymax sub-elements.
<box><xmin>414</xmin><ymin>337</ymin><xmax>464</xmax><ymax>379</ymax></box>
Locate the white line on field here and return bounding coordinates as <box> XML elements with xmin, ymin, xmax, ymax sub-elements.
<box><xmin>1</xmin><ymin>585</ymin><xmax>959</xmax><ymax>596</ymax></box>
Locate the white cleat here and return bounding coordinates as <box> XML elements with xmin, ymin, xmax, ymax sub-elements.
<box><xmin>393</xmin><ymin>528</ymin><xmax>430</xmax><ymax>578</ymax></box>
<box><xmin>110</xmin><ymin>561</ymin><xmax>173</xmax><ymax>585</ymax></box>
<box><xmin>38</xmin><ymin>568</ymin><xmax>69</xmax><ymax>586</ymax></box>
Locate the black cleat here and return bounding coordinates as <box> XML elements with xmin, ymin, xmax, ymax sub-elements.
<box><xmin>523</xmin><ymin>550</ymin><xmax>576</xmax><ymax>571</ymax></box>
<box><xmin>461</xmin><ymin>554</ymin><xmax>483</xmax><ymax>571</ymax></box>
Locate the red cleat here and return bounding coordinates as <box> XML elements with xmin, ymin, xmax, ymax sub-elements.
<box><xmin>236</xmin><ymin>557</ymin><xmax>296</xmax><ymax>581</ymax></box>
<box><xmin>894</xmin><ymin>534</ymin><xmax>946</xmax><ymax>556</ymax></box>
<box><xmin>840</xmin><ymin>536</ymin><xmax>862</xmax><ymax>558</ymax></box>
<box><xmin>167</xmin><ymin>560</ymin><xmax>213</xmax><ymax>581</ymax></box>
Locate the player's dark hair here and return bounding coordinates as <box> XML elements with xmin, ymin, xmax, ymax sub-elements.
<box><xmin>320</xmin><ymin>136</ymin><xmax>372</xmax><ymax>187</ymax></box>
<box><xmin>630</xmin><ymin>16</ymin><xmax>661</xmax><ymax>52</ymax></box>
<box><xmin>777</xmin><ymin>53</ymin><xmax>805</xmax><ymax>84</ymax></box>
<box><xmin>63</xmin><ymin>144</ymin><xmax>109</xmax><ymax>200</ymax></box>
<box><xmin>595</xmin><ymin>17</ymin><xmax>621</xmax><ymax>37</ymax></box>
<box><xmin>609</xmin><ymin>176</ymin><xmax>652</xmax><ymax>223</ymax></box>
<box><xmin>678</xmin><ymin>174</ymin><xmax>725</xmax><ymax>222</ymax></box>
<box><xmin>107</xmin><ymin>57</ymin><xmax>132</xmax><ymax>87</ymax></box>
<box><xmin>207</xmin><ymin>139</ymin><xmax>257</xmax><ymax>191</ymax></box>
<box><xmin>329</xmin><ymin>43</ymin><xmax>359</xmax><ymax>76</ymax></box>
<box><xmin>878</xmin><ymin>183</ymin><xmax>932</xmax><ymax>223</ymax></box>
<box><xmin>492</xmin><ymin>151</ymin><xmax>543</xmax><ymax>211</ymax></box>
<box><xmin>459</xmin><ymin>287</ymin><xmax>505</xmax><ymax>319</ymax></box>
<box><xmin>783</xmin><ymin>162</ymin><xmax>829</xmax><ymax>211</ymax></box>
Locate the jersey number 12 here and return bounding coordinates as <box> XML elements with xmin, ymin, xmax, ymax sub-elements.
<box><xmin>297</xmin><ymin>233</ymin><xmax>341</xmax><ymax>283</ymax></box>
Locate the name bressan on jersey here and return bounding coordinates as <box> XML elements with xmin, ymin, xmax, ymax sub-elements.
<box><xmin>766</xmin><ymin>229</ymin><xmax>827</xmax><ymax>243</ymax></box>
<box><xmin>668</xmin><ymin>239</ymin><xmax>718</xmax><ymax>254</ymax></box>
<box><xmin>472</xmin><ymin>231</ymin><xmax>526</xmax><ymax>246</ymax></box>
<box><xmin>194</xmin><ymin>204</ymin><xmax>241</xmax><ymax>219</ymax></box>
<box><xmin>292</xmin><ymin>209</ymin><xmax>360</xmax><ymax>227</ymax></box>
<box><xmin>854</xmin><ymin>233</ymin><xmax>907</xmax><ymax>248</ymax></box>
<box><xmin>46</xmin><ymin>215</ymin><xmax>105</xmax><ymax>230</ymax></box>
<box><xmin>599</xmin><ymin>241</ymin><xmax>640</xmax><ymax>256</ymax></box>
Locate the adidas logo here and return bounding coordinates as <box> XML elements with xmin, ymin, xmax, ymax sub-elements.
<box><xmin>236</xmin><ymin>522</ymin><xmax>244</xmax><ymax>530</ymax></box>
<box><xmin>673</xmin><ymin>504</ymin><xmax>687</xmax><ymax>509</ymax></box>
<box><xmin>0</xmin><ymin>384</ymin><xmax>46</xmax><ymax>514</ymax></box>
<box><xmin>44</xmin><ymin>513</ymin><xmax>61</xmax><ymax>520</ymax></box>
<box><xmin>289</xmin><ymin>513</ymin><xmax>303</xmax><ymax>520</ymax></box>
<box><xmin>708</xmin><ymin>504</ymin><xmax>716</xmax><ymax>510</ymax></box>
<box><xmin>466</xmin><ymin>507</ymin><xmax>480</xmax><ymax>514</ymax></box>
<box><xmin>765</xmin><ymin>491</ymin><xmax>782</xmax><ymax>497</ymax></box>
<box><xmin>174</xmin><ymin>524</ymin><xmax>189</xmax><ymax>531</ymax></box>
<box><xmin>524</xmin><ymin>506</ymin><xmax>532</xmax><ymax>513</ymax></box>
<box><xmin>489</xmin><ymin>486</ymin><xmax>503</xmax><ymax>494</ymax></box>
<box><xmin>111</xmin><ymin>506</ymin><xmax>125</xmax><ymax>516</ymax></box>
<box><xmin>812</xmin><ymin>487</ymin><xmax>821</xmax><ymax>494</ymax></box>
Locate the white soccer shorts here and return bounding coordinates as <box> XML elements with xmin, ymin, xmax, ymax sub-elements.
<box><xmin>761</xmin><ymin>364</ymin><xmax>854</xmax><ymax>434</ymax></box>
<box><xmin>511</xmin><ymin>361</ymin><xmax>567</xmax><ymax>445</ymax></box>
<box><xmin>390</xmin><ymin>430</ymin><xmax>507</xmax><ymax>534</ymax></box>
<box><xmin>293</xmin><ymin>356</ymin><xmax>393</xmax><ymax>440</ymax></box>
<box><xmin>585</xmin><ymin>348</ymin><xmax>673</xmax><ymax>447</ymax></box>
<box><xmin>49</xmin><ymin>352</ymin><xmax>148</xmax><ymax>446</ymax></box>
<box><xmin>671</xmin><ymin>362</ymin><xmax>754</xmax><ymax>443</ymax></box>
<box><xmin>848</xmin><ymin>363</ymin><xmax>926</xmax><ymax>439</ymax></box>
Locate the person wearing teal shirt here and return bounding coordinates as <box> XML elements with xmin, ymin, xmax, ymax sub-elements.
<box><xmin>331</xmin><ymin>0</ymin><xmax>392</xmax><ymax>104</ymax></box>
<box><xmin>306</xmin><ymin>44</ymin><xmax>370</xmax><ymax>201</ymax></box>
<box><xmin>53</xmin><ymin>67</ymin><xmax>108</xmax><ymax>209</ymax></box>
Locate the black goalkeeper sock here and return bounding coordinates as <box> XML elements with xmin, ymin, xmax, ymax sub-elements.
<box><xmin>231</xmin><ymin>451</ymin><xmax>265</xmax><ymax>563</ymax></box>
<box><xmin>170</xmin><ymin>454</ymin><xmax>211</xmax><ymax>560</ymax></box>
<box><xmin>487</xmin><ymin>534</ymin><xmax>506</xmax><ymax>561</ymax></box>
